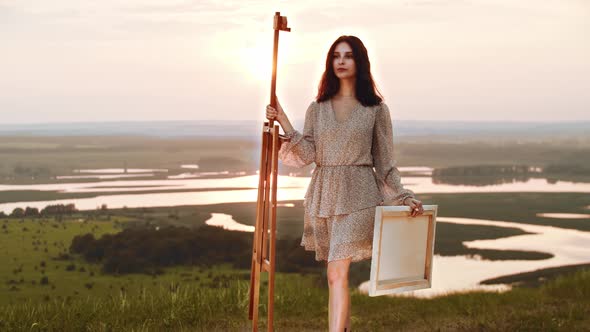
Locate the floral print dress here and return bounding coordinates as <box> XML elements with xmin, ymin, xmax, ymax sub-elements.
<box><xmin>278</xmin><ymin>99</ymin><xmax>415</xmax><ymax>262</ymax></box>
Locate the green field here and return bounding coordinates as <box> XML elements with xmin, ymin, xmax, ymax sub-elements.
<box><xmin>2</xmin><ymin>191</ymin><xmax>589</xmax><ymax>307</ymax></box>
<box><xmin>1</xmin><ymin>255</ymin><xmax>588</xmax><ymax>331</ymax></box>
<box><xmin>1</xmin><ymin>135</ymin><xmax>590</xmax><ymax>330</ymax></box>
<box><xmin>0</xmin><ymin>214</ymin><xmax>589</xmax><ymax>330</ymax></box>
<box><xmin>3</xmin><ymin>191</ymin><xmax>587</xmax><ymax>307</ymax></box>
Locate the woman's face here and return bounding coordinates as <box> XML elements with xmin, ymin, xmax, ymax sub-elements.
<box><xmin>333</xmin><ymin>42</ymin><xmax>356</xmax><ymax>80</ymax></box>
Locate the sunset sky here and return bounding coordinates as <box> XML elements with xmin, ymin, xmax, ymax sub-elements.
<box><xmin>1</xmin><ymin>0</ymin><xmax>588</xmax><ymax>124</ymax></box>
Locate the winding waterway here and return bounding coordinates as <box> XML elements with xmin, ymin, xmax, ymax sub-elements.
<box><xmin>203</xmin><ymin>213</ymin><xmax>590</xmax><ymax>298</ymax></box>
<box><xmin>2</xmin><ymin>170</ymin><xmax>589</xmax><ymax>299</ymax></box>
<box><xmin>2</xmin><ymin>174</ymin><xmax>590</xmax><ymax>213</ymax></box>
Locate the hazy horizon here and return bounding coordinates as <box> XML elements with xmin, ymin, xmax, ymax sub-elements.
<box><xmin>1</xmin><ymin>0</ymin><xmax>588</xmax><ymax>123</ymax></box>
<box><xmin>1</xmin><ymin>119</ymin><xmax>589</xmax><ymax>139</ymax></box>
<box><xmin>2</xmin><ymin>118</ymin><xmax>590</xmax><ymax>126</ymax></box>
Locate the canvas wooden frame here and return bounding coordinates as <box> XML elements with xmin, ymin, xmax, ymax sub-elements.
<box><xmin>369</xmin><ymin>205</ymin><xmax>438</xmax><ymax>297</ymax></box>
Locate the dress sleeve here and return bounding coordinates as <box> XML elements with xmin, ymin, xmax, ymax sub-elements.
<box><xmin>278</xmin><ymin>101</ymin><xmax>317</xmax><ymax>168</ymax></box>
<box><xmin>372</xmin><ymin>103</ymin><xmax>415</xmax><ymax>205</ymax></box>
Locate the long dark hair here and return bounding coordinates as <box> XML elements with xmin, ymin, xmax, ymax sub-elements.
<box><xmin>316</xmin><ymin>35</ymin><xmax>383</xmax><ymax>106</ymax></box>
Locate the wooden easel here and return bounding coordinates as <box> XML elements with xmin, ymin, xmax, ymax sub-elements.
<box><xmin>248</xmin><ymin>12</ymin><xmax>291</xmax><ymax>332</ymax></box>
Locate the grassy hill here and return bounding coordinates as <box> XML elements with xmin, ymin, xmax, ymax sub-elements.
<box><xmin>1</xmin><ymin>192</ymin><xmax>589</xmax><ymax>331</ymax></box>
<box><xmin>0</xmin><ymin>266</ymin><xmax>588</xmax><ymax>331</ymax></box>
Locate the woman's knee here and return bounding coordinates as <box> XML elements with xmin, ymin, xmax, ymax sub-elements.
<box><xmin>327</xmin><ymin>270</ymin><xmax>347</xmax><ymax>287</ymax></box>
<box><xmin>326</xmin><ymin>260</ymin><xmax>351</xmax><ymax>286</ymax></box>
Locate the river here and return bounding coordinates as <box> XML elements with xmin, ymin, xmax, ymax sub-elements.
<box><xmin>3</xmin><ymin>170</ymin><xmax>589</xmax><ymax>299</ymax></box>
<box><xmin>203</xmin><ymin>212</ymin><xmax>590</xmax><ymax>299</ymax></box>
<box><xmin>2</xmin><ymin>173</ymin><xmax>590</xmax><ymax>213</ymax></box>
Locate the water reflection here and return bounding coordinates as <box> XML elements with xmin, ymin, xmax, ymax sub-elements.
<box><xmin>201</xmin><ymin>212</ymin><xmax>590</xmax><ymax>298</ymax></box>
<box><xmin>57</xmin><ymin>174</ymin><xmax>156</xmax><ymax>180</ymax></box>
<box><xmin>75</xmin><ymin>168</ymin><xmax>167</xmax><ymax>173</ymax></box>
<box><xmin>2</xmin><ymin>174</ymin><xmax>590</xmax><ymax>213</ymax></box>
<box><xmin>155</xmin><ymin>210</ymin><xmax>590</xmax><ymax>299</ymax></box>
<box><xmin>536</xmin><ymin>213</ymin><xmax>590</xmax><ymax>219</ymax></box>
<box><xmin>400</xmin><ymin>166</ymin><xmax>433</xmax><ymax>176</ymax></box>
<box><xmin>167</xmin><ymin>171</ymin><xmax>246</xmax><ymax>179</ymax></box>
<box><xmin>205</xmin><ymin>213</ymin><xmax>254</xmax><ymax>232</ymax></box>
<box><xmin>358</xmin><ymin>217</ymin><xmax>590</xmax><ymax>298</ymax></box>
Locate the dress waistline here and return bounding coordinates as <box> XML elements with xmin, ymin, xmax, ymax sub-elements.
<box><xmin>315</xmin><ymin>164</ymin><xmax>373</xmax><ymax>167</ymax></box>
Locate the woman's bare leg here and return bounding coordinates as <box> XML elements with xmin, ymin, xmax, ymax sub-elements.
<box><xmin>327</xmin><ymin>257</ymin><xmax>352</xmax><ymax>332</ymax></box>
<box><xmin>345</xmin><ymin>289</ymin><xmax>351</xmax><ymax>330</ymax></box>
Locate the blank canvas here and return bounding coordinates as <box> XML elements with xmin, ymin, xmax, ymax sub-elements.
<box><xmin>369</xmin><ymin>205</ymin><xmax>438</xmax><ymax>297</ymax></box>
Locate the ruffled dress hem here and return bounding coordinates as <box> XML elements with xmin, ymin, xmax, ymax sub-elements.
<box><xmin>300</xmin><ymin>239</ymin><xmax>373</xmax><ymax>263</ymax></box>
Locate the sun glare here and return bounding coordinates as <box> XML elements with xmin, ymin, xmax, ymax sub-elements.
<box><xmin>239</xmin><ymin>32</ymin><xmax>295</xmax><ymax>83</ymax></box>
<box><xmin>242</xmin><ymin>42</ymin><xmax>273</xmax><ymax>82</ymax></box>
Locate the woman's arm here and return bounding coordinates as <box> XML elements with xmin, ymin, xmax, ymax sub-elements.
<box><xmin>280</xmin><ymin>117</ymin><xmax>295</xmax><ymax>135</ymax></box>
<box><xmin>267</xmin><ymin>100</ymin><xmax>317</xmax><ymax>168</ymax></box>
<box><xmin>372</xmin><ymin>103</ymin><xmax>416</xmax><ymax>206</ymax></box>
<box><xmin>266</xmin><ymin>98</ymin><xmax>294</xmax><ymax>134</ymax></box>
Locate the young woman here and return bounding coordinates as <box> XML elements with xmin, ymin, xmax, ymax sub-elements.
<box><xmin>266</xmin><ymin>35</ymin><xmax>424</xmax><ymax>332</ymax></box>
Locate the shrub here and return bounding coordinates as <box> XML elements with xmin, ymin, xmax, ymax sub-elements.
<box><xmin>10</xmin><ymin>208</ymin><xmax>24</xmax><ymax>218</ymax></box>
<box><xmin>40</xmin><ymin>276</ymin><xmax>49</xmax><ymax>285</ymax></box>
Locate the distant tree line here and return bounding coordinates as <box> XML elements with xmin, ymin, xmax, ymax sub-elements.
<box><xmin>433</xmin><ymin>164</ymin><xmax>537</xmax><ymax>177</ymax></box>
<box><xmin>434</xmin><ymin>164</ymin><xmax>590</xmax><ymax>177</ymax></box>
<box><xmin>432</xmin><ymin>165</ymin><xmax>535</xmax><ymax>186</ymax></box>
<box><xmin>12</xmin><ymin>165</ymin><xmax>53</xmax><ymax>179</ymax></box>
<box><xmin>543</xmin><ymin>163</ymin><xmax>590</xmax><ymax>175</ymax></box>
<box><xmin>69</xmin><ymin>225</ymin><xmax>324</xmax><ymax>275</ymax></box>
<box><xmin>1</xmin><ymin>203</ymin><xmax>78</xmax><ymax>218</ymax></box>
<box><xmin>432</xmin><ymin>164</ymin><xmax>590</xmax><ymax>186</ymax></box>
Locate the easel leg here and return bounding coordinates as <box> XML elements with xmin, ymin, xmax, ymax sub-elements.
<box><xmin>267</xmin><ymin>124</ymin><xmax>279</xmax><ymax>331</ymax></box>
<box><xmin>249</xmin><ymin>123</ymin><xmax>281</xmax><ymax>331</ymax></box>
<box><xmin>249</xmin><ymin>122</ymin><xmax>269</xmax><ymax>330</ymax></box>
